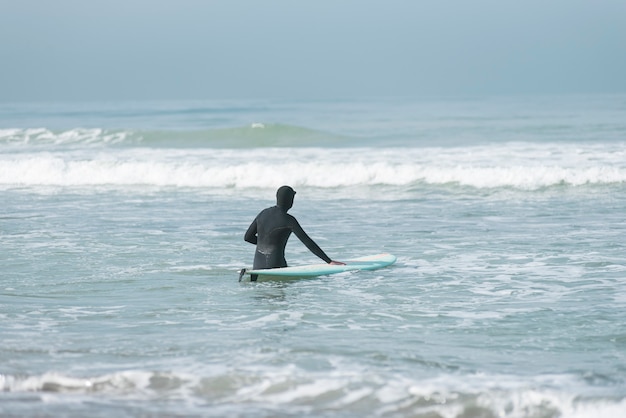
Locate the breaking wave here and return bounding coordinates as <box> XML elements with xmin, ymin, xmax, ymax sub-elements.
<box><xmin>1</xmin><ymin>143</ymin><xmax>624</xmax><ymax>191</ymax></box>
<box><xmin>2</xmin><ymin>370</ymin><xmax>624</xmax><ymax>418</ymax></box>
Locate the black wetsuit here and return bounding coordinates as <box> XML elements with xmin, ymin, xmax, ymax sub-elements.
<box><xmin>244</xmin><ymin>188</ymin><xmax>331</xmax><ymax>279</ymax></box>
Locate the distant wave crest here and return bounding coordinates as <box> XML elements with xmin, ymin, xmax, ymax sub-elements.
<box><xmin>0</xmin><ymin>125</ymin><xmax>348</xmax><ymax>148</ymax></box>
<box><xmin>0</xmin><ymin>128</ymin><xmax>131</xmax><ymax>146</ymax></box>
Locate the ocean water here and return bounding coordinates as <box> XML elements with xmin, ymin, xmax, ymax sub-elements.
<box><xmin>1</xmin><ymin>95</ymin><xmax>625</xmax><ymax>417</ymax></box>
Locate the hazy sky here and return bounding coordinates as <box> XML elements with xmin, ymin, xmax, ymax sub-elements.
<box><xmin>1</xmin><ymin>0</ymin><xmax>625</xmax><ymax>101</ymax></box>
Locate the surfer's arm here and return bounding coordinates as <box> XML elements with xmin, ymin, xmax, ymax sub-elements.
<box><xmin>244</xmin><ymin>219</ymin><xmax>258</xmax><ymax>245</ymax></box>
<box><xmin>290</xmin><ymin>218</ymin><xmax>332</xmax><ymax>263</ymax></box>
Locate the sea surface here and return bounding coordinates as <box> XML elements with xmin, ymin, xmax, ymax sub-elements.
<box><xmin>1</xmin><ymin>95</ymin><xmax>625</xmax><ymax>417</ymax></box>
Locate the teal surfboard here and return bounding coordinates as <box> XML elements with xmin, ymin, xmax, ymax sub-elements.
<box><xmin>239</xmin><ymin>253</ymin><xmax>396</xmax><ymax>282</ymax></box>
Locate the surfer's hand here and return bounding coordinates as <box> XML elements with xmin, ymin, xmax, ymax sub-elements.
<box><xmin>329</xmin><ymin>260</ymin><xmax>346</xmax><ymax>265</ymax></box>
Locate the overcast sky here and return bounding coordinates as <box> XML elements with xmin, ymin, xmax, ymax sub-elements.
<box><xmin>1</xmin><ymin>0</ymin><xmax>625</xmax><ymax>101</ymax></box>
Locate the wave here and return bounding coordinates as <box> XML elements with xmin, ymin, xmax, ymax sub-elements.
<box><xmin>2</xmin><ymin>370</ymin><xmax>624</xmax><ymax>417</ymax></box>
<box><xmin>1</xmin><ymin>144</ymin><xmax>624</xmax><ymax>191</ymax></box>
<box><xmin>1</xmin><ymin>156</ymin><xmax>624</xmax><ymax>190</ymax></box>
<box><xmin>0</xmin><ymin>125</ymin><xmax>351</xmax><ymax>148</ymax></box>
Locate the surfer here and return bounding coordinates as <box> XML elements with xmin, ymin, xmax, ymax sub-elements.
<box><xmin>244</xmin><ymin>185</ymin><xmax>344</xmax><ymax>281</ymax></box>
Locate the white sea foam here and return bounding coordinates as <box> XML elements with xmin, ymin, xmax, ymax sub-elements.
<box><xmin>1</xmin><ymin>143</ymin><xmax>624</xmax><ymax>190</ymax></box>
<box><xmin>2</xmin><ymin>370</ymin><xmax>624</xmax><ymax>417</ymax></box>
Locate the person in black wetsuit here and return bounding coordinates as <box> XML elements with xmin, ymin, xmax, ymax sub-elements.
<box><xmin>244</xmin><ymin>185</ymin><xmax>344</xmax><ymax>281</ymax></box>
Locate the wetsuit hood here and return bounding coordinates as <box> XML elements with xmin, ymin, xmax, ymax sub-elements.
<box><xmin>276</xmin><ymin>185</ymin><xmax>296</xmax><ymax>211</ymax></box>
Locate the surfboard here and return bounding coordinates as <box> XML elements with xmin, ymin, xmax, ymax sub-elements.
<box><xmin>239</xmin><ymin>253</ymin><xmax>396</xmax><ymax>282</ymax></box>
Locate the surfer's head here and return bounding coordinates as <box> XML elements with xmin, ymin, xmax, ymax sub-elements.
<box><xmin>276</xmin><ymin>185</ymin><xmax>296</xmax><ymax>211</ymax></box>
